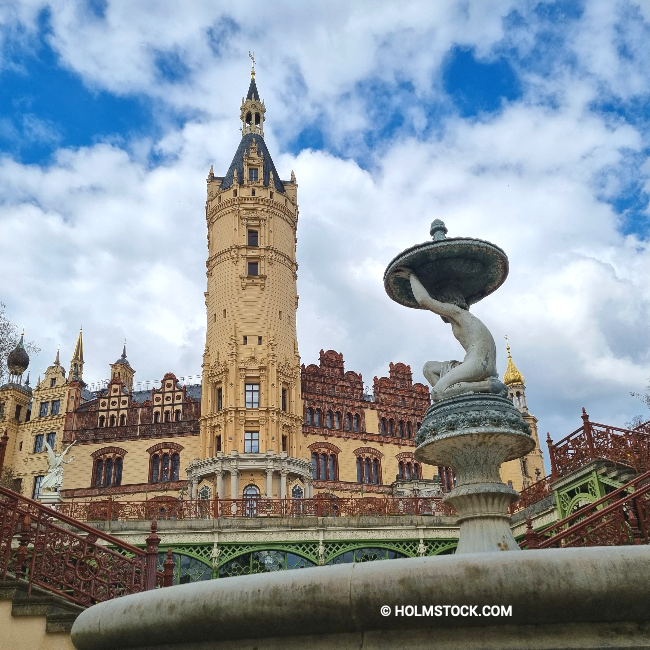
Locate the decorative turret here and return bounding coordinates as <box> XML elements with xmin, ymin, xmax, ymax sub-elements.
<box><xmin>503</xmin><ymin>337</ymin><xmax>527</xmax><ymax>412</ymax></box>
<box><xmin>240</xmin><ymin>52</ymin><xmax>265</xmax><ymax>138</ymax></box>
<box><xmin>69</xmin><ymin>327</ymin><xmax>84</xmax><ymax>383</ymax></box>
<box><xmin>110</xmin><ymin>342</ymin><xmax>135</xmax><ymax>392</ymax></box>
<box><xmin>7</xmin><ymin>330</ymin><xmax>29</xmax><ymax>385</ymax></box>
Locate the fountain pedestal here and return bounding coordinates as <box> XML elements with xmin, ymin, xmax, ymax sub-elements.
<box><xmin>415</xmin><ymin>393</ymin><xmax>535</xmax><ymax>553</ymax></box>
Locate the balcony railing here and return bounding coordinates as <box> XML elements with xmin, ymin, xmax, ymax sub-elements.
<box><xmin>56</xmin><ymin>496</ymin><xmax>455</xmax><ymax>521</ymax></box>
<box><xmin>0</xmin><ymin>486</ymin><xmax>169</xmax><ymax>607</ymax></box>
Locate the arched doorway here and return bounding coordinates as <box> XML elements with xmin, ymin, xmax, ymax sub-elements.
<box><xmin>243</xmin><ymin>484</ymin><xmax>261</xmax><ymax>516</ymax></box>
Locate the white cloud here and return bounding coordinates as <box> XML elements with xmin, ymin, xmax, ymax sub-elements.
<box><xmin>0</xmin><ymin>0</ymin><xmax>649</xmax><ymax>453</ymax></box>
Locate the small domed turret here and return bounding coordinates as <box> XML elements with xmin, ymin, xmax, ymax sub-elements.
<box><xmin>7</xmin><ymin>330</ymin><xmax>29</xmax><ymax>383</ymax></box>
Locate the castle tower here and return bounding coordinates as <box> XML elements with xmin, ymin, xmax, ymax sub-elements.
<box><xmin>192</xmin><ymin>63</ymin><xmax>311</xmax><ymax>500</ymax></box>
<box><xmin>501</xmin><ymin>339</ymin><xmax>546</xmax><ymax>488</ymax></box>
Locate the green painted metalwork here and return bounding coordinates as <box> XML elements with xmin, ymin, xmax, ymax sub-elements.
<box><xmin>149</xmin><ymin>538</ymin><xmax>458</xmax><ymax>585</ymax></box>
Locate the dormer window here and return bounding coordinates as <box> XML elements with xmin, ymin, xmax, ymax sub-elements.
<box><xmin>50</xmin><ymin>378</ymin><xmax>56</xmax><ymax>388</ymax></box>
<box><xmin>249</xmin><ymin>168</ymin><xmax>258</xmax><ymax>182</ymax></box>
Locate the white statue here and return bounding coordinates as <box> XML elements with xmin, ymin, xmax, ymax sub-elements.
<box><xmin>41</xmin><ymin>440</ymin><xmax>76</xmax><ymax>492</ymax></box>
<box><xmin>397</xmin><ymin>270</ymin><xmax>504</xmax><ymax>402</ymax></box>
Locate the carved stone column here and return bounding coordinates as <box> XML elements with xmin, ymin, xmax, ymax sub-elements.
<box><xmin>280</xmin><ymin>471</ymin><xmax>288</xmax><ymax>499</ymax></box>
<box><xmin>305</xmin><ymin>478</ymin><xmax>313</xmax><ymax>498</ymax></box>
<box><xmin>215</xmin><ymin>470</ymin><xmax>224</xmax><ymax>499</ymax></box>
<box><xmin>229</xmin><ymin>469</ymin><xmax>239</xmax><ymax>499</ymax></box>
<box><xmin>265</xmin><ymin>469</ymin><xmax>274</xmax><ymax>498</ymax></box>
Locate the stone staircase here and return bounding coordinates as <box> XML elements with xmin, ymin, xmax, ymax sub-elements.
<box><xmin>0</xmin><ymin>579</ymin><xmax>82</xmax><ymax>648</ymax></box>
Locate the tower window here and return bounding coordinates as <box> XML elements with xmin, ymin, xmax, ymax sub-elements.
<box><xmin>245</xmin><ymin>383</ymin><xmax>260</xmax><ymax>408</ymax></box>
<box><xmin>251</xmin><ymin>189</ymin><xmax>255</xmax><ymax>196</ymax></box>
<box><xmin>223</xmin><ymin>309</ymin><xmax>226</xmax><ymax>318</ymax></box>
<box><xmin>249</xmin><ymin>168</ymin><xmax>258</xmax><ymax>181</ymax></box>
<box><xmin>248</xmin><ymin>230</ymin><xmax>258</xmax><ymax>247</ymax></box>
<box><xmin>270</xmin><ymin>191</ymin><xmax>274</xmax><ymax>199</ymax></box>
<box><xmin>254</xmin><ymin>113</ymin><xmax>260</xmax><ymax>125</ymax></box>
<box><xmin>244</xmin><ymin>431</ymin><xmax>259</xmax><ymax>453</ymax></box>
<box><xmin>217</xmin><ymin>387</ymin><xmax>223</xmax><ymax>410</ymax></box>
<box><xmin>247</xmin><ymin>261</ymin><xmax>259</xmax><ymax>276</ymax></box>
<box><xmin>233</xmin><ymin>189</ymin><xmax>237</xmax><ymax>197</ymax></box>
<box><xmin>258</xmin><ymin>336</ymin><xmax>262</xmax><ymax>345</ymax></box>
<box><xmin>243</xmin><ymin>336</ymin><xmax>248</xmax><ymax>345</ymax></box>
<box><xmin>282</xmin><ymin>388</ymin><xmax>287</xmax><ymax>412</ymax></box>
<box><xmin>51</xmin><ymin>400</ymin><xmax>60</xmax><ymax>415</ymax></box>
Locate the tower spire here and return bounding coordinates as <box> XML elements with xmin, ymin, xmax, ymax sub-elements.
<box><xmin>69</xmin><ymin>327</ymin><xmax>84</xmax><ymax>382</ymax></box>
<box><xmin>502</xmin><ymin>336</ymin><xmax>525</xmax><ymax>386</ymax></box>
<box><xmin>241</xmin><ymin>57</ymin><xmax>265</xmax><ymax>137</ymax></box>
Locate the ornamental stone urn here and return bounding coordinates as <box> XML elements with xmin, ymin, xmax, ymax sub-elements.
<box><xmin>384</xmin><ymin>220</ymin><xmax>535</xmax><ymax>553</ymax></box>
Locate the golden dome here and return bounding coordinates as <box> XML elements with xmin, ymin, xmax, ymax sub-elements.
<box><xmin>502</xmin><ymin>340</ymin><xmax>525</xmax><ymax>386</ymax></box>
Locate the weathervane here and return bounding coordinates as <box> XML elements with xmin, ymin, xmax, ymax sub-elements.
<box><xmin>249</xmin><ymin>51</ymin><xmax>255</xmax><ymax>77</ymax></box>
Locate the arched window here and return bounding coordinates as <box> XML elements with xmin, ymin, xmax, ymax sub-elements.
<box><xmin>254</xmin><ymin>112</ymin><xmax>260</xmax><ymax>125</ymax></box>
<box><xmin>104</xmin><ymin>458</ymin><xmax>113</xmax><ymax>487</ymax></box>
<box><xmin>171</xmin><ymin>453</ymin><xmax>180</xmax><ymax>481</ymax></box>
<box><xmin>405</xmin><ymin>462</ymin><xmax>412</xmax><ymax>480</ymax></box>
<box><xmin>320</xmin><ymin>454</ymin><xmax>327</xmax><ymax>479</ymax></box>
<box><xmin>326</xmin><ymin>411</ymin><xmax>332</xmax><ymax>428</ymax></box>
<box><xmin>329</xmin><ymin>454</ymin><xmax>336</xmax><ymax>480</ymax></box>
<box><xmin>306</xmin><ymin>408</ymin><xmax>312</xmax><ymax>425</ymax></box>
<box><xmin>292</xmin><ymin>484</ymin><xmax>303</xmax><ymax>499</ymax></box>
<box><xmin>109</xmin><ymin>415</ymin><xmax>116</xmax><ymax>427</ymax></box>
<box><xmin>94</xmin><ymin>459</ymin><xmax>103</xmax><ymax>487</ymax></box>
<box><xmin>334</xmin><ymin>412</ymin><xmax>340</xmax><ymax>429</ymax></box>
<box><xmin>315</xmin><ymin>410</ymin><xmax>321</xmax><ymax>426</ymax></box>
<box><xmin>406</xmin><ymin>422</ymin><xmax>412</xmax><ymax>438</ymax></box>
<box><xmin>174</xmin><ymin>410</ymin><xmax>181</xmax><ymax>422</ymax></box>
<box><xmin>398</xmin><ymin>461</ymin><xmax>404</xmax><ymax>479</ymax></box>
<box><xmin>414</xmin><ymin>462</ymin><xmax>421</xmax><ymax>479</ymax></box>
<box><xmin>311</xmin><ymin>453</ymin><xmax>318</xmax><ymax>479</ymax></box>
<box><xmin>243</xmin><ymin>484</ymin><xmax>260</xmax><ymax>516</ymax></box>
<box><xmin>119</xmin><ymin>414</ymin><xmax>126</xmax><ymax>426</ymax></box>
<box><xmin>345</xmin><ymin>413</ymin><xmax>351</xmax><ymax>430</ymax></box>
<box><xmin>245</xmin><ymin>111</ymin><xmax>252</xmax><ymax>124</ymax></box>
<box><xmin>161</xmin><ymin>454</ymin><xmax>170</xmax><ymax>482</ymax></box>
<box><xmin>152</xmin><ymin>456</ymin><xmax>160</xmax><ymax>483</ymax></box>
<box><xmin>98</xmin><ymin>415</ymin><xmax>105</xmax><ymax>427</ymax></box>
<box><xmin>399</xmin><ymin>421</ymin><xmax>404</xmax><ymax>438</ymax></box>
<box><xmin>198</xmin><ymin>485</ymin><xmax>211</xmax><ymax>500</ymax></box>
<box><xmin>356</xmin><ymin>457</ymin><xmax>362</xmax><ymax>483</ymax></box>
<box><xmin>388</xmin><ymin>420</ymin><xmax>394</xmax><ymax>436</ymax></box>
<box><xmin>380</xmin><ymin>418</ymin><xmax>386</xmax><ymax>435</ymax></box>
<box><xmin>372</xmin><ymin>458</ymin><xmax>379</xmax><ymax>484</ymax></box>
<box><xmin>364</xmin><ymin>458</ymin><xmax>371</xmax><ymax>484</ymax></box>
<box><xmin>353</xmin><ymin>414</ymin><xmax>360</xmax><ymax>431</ymax></box>
<box><xmin>164</xmin><ymin>411</ymin><xmax>170</xmax><ymax>423</ymax></box>
<box><xmin>154</xmin><ymin>412</ymin><xmax>160</xmax><ymax>423</ymax></box>
<box><xmin>243</xmin><ymin>484</ymin><xmax>260</xmax><ymax>498</ymax></box>
<box><xmin>114</xmin><ymin>457</ymin><xmax>123</xmax><ymax>486</ymax></box>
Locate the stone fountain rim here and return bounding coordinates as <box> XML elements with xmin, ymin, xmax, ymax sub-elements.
<box><xmin>70</xmin><ymin>546</ymin><xmax>650</xmax><ymax>650</ymax></box>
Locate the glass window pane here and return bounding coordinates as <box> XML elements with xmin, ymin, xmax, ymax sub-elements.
<box><xmin>46</xmin><ymin>432</ymin><xmax>56</xmax><ymax>448</ymax></box>
<box><xmin>51</xmin><ymin>400</ymin><xmax>60</xmax><ymax>415</ymax></box>
<box><xmin>152</xmin><ymin>456</ymin><xmax>160</xmax><ymax>483</ymax></box>
<box><xmin>162</xmin><ymin>454</ymin><xmax>170</xmax><ymax>481</ymax></box>
<box><xmin>245</xmin><ymin>384</ymin><xmax>260</xmax><ymax>408</ymax></box>
<box><xmin>329</xmin><ymin>455</ymin><xmax>336</xmax><ymax>480</ymax></box>
<box><xmin>311</xmin><ymin>453</ymin><xmax>318</xmax><ymax>479</ymax></box>
<box><xmin>95</xmin><ymin>460</ymin><xmax>103</xmax><ymax>487</ymax></box>
<box><xmin>248</xmin><ymin>230</ymin><xmax>258</xmax><ymax>246</ymax></box>
<box><xmin>105</xmin><ymin>458</ymin><xmax>113</xmax><ymax>486</ymax></box>
<box><xmin>172</xmin><ymin>453</ymin><xmax>180</xmax><ymax>481</ymax></box>
<box><xmin>356</xmin><ymin>457</ymin><xmax>362</xmax><ymax>483</ymax></box>
<box><xmin>32</xmin><ymin>475</ymin><xmax>44</xmax><ymax>499</ymax></box>
<box><xmin>39</xmin><ymin>402</ymin><xmax>48</xmax><ymax>417</ymax></box>
<box><xmin>320</xmin><ymin>454</ymin><xmax>326</xmax><ymax>480</ymax></box>
<box><xmin>34</xmin><ymin>434</ymin><xmax>44</xmax><ymax>453</ymax></box>
<box><xmin>244</xmin><ymin>432</ymin><xmax>259</xmax><ymax>453</ymax></box>
<box><xmin>247</xmin><ymin>261</ymin><xmax>259</xmax><ymax>276</ymax></box>
<box><xmin>115</xmin><ymin>458</ymin><xmax>123</xmax><ymax>486</ymax></box>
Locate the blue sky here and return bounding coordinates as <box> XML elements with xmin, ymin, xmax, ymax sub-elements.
<box><xmin>0</xmin><ymin>1</ymin><xmax>649</xmax><ymax>442</ymax></box>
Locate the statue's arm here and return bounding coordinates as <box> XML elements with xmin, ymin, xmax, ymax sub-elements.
<box><xmin>409</xmin><ymin>274</ymin><xmax>461</xmax><ymax>318</ymax></box>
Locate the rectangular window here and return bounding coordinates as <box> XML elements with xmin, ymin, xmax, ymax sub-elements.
<box><xmin>46</xmin><ymin>432</ymin><xmax>56</xmax><ymax>449</ymax></box>
<box><xmin>282</xmin><ymin>435</ymin><xmax>287</xmax><ymax>452</ymax></box>
<box><xmin>245</xmin><ymin>384</ymin><xmax>260</xmax><ymax>408</ymax></box>
<box><xmin>217</xmin><ymin>387</ymin><xmax>223</xmax><ymax>411</ymax></box>
<box><xmin>258</xmin><ymin>336</ymin><xmax>262</xmax><ymax>345</ymax></box>
<box><xmin>39</xmin><ymin>402</ymin><xmax>49</xmax><ymax>417</ymax></box>
<box><xmin>216</xmin><ymin>435</ymin><xmax>222</xmax><ymax>452</ymax></box>
<box><xmin>32</xmin><ymin>476</ymin><xmax>45</xmax><ymax>499</ymax></box>
<box><xmin>282</xmin><ymin>388</ymin><xmax>287</xmax><ymax>412</ymax></box>
<box><xmin>244</xmin><ymin>431</ymin><xmax>259</xmax><ymax>453</ymax></box>
<box><xmin>249</xmin><ymin>168</ymin><xmax>258</xmax><ymax>181</ymax></box>
<box><xmin>51</xmin><ymin>400</ymin><xmax>60</xmax><ymax>415</ymax></box>
<box><xmin>243</xmin><ymin>336</ymin><xmax>248</xmax><ymax>345</ymax></box>
<box><xmin>270</xmin><ymin>191</ymin><xmax>274</xmax><ymax>199</ymax></box>
<box><xmin>33</xmin><ymin>434</ymin><xmax>44</xmax><ymax>453</ymax></box>
<box><xmin>50</xmin><ymin>378</ymin><xmax>56</xmax><ymax>388</ymax></box>
<box><xmin>247</xmin><ymin>261</ymin><xmax>259</xmax><ymax>276</ymax></box>
<box><xmin>12</xmin><ymin>478</ymin><xmax>22</xmax><ymax>494</ymax></box>
<box><xmin>15</xmin><ymin>405</ymin><xmax>22</xmax><ymax>420</ymax></box>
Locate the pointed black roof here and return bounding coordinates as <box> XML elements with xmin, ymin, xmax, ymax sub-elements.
<box><xmin>246</xmin><ymin>77</ymin><xmax>260</xmax><ymax>101</ymax></box>
<box><xmin>220</xmin><ymin>133</ymin><xmax>285</xmax><ymax>193</ymax></box>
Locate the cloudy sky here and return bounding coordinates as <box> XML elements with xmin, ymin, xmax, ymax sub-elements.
<box><xmin>1</xmin><ymin>1</ymin><xmax>649</xmax><ymax>450</ymax></box>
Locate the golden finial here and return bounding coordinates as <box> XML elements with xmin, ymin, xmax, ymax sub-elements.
<box><xmin>249</xmin><ymin>51</ymin><xmax>255</xmax><ymax>78</ymax></box>
<box><xmin>502</xmin><ymin>336</ymin><xmax>525</xmax><ymax>386</ymax></box>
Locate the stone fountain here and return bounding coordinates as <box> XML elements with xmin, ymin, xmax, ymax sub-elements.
<box><xmin>384</xmin><ymin>219</ymin><xmax>535</xmax><ymax>553</ymax></box>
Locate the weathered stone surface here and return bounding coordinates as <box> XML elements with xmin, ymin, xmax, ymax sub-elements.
<box><xmin>71</xmin><ymin>546</ymin><xmax>650</xmax><ymax>650</ymax></box>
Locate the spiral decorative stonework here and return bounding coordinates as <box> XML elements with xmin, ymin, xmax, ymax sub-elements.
<box><xmin>416</xmin><ymin>394</ymin><xmax>531</xmax><ymax>446</ymax></box>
